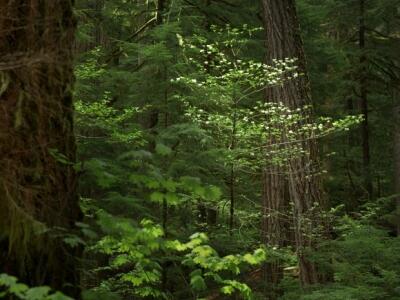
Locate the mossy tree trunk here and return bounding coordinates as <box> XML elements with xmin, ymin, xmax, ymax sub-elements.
<box><xmin>0</xmin><ymin>0</ymin><xmax>81</xmax><ymax>297</ymax></box>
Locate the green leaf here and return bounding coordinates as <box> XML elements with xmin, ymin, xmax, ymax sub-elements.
<box><xmin>64</xmin><ymin>235</ymin><xmax>86</xmax><ymax>247</ymax></box>
<box><xmin>9</xmin><ymin>283</ymin><xmax>29</xmax><ymax>295</ymax></box>
<box><xmin>204</xmin><ymin>186</ymin><xmax>222</xmax><ymax>201</ymax></box>
<box><xmin>150</xmin><ymin>192</ymin><xmax>164</xmax><ymax>203</ymax></box>
<box><xmin>25</xmin><ymin>286</ymin><xmax>51</xmax><ymax>300</ymax></box>
<box><xmin>160</xmin><ymin>179</ymin><xmax>177</xmax><ymax>192</ymax></box>
<box><xmin>180</xmin><ymin>176</ymin><xmax>202</xmax><ymax>190</ymax></box>
<box><xmin>190</xmin><ymin>269</ymin><xmax>203</xmax><ymax>278</ymax></box>
<box><xmin>190</xmin><ymin>275</ymin><xmax>207</xmax><ymax>292</ymax></box>
<box><xmin>0</xmin><ymin>274</ymin><xmax>18</xmax><ymax>286</ymax></box>
<box><xmin>194</xmin><ymin>186</ymin><xmax>206</xmax><ymax>198</ymax></box>
<box><xmin>123</xmin><ymin>274</ymin><xmax>144</xmax><ymax>286</ymax></box>
<box><xmin>243</xmin><ymin>253</ymin><xmax>258</xmax><ymax>265</ymax></box>
<box><xmin>47</xmin><ymin>291</ymin><xmax>74</xmax><ymax>300</ymax></box>
<box><xmin>165</xmin><ymin>192</ymin><xmax>179</xmax><ymax>205</ymax></box>
<box><xmin>82</xmin><ymin>290</ymin><xmax>121</xmax><ymax>300</ymax></box>
<box><xmin>155</xmin><ymin>143</ymin><xmax>172</xmax><ymax>156</ymax></box>
<box><xmin>112</xmin><ymin>254</ymin><xmax>130</xmax><ymax>267</ymax></box>
<box><xmin>221</xmin><ymin>285</ymin><xmax>234</xmax><ymax>295</ymax></box>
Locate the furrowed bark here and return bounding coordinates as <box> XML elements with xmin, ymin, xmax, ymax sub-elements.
<box><xmin>0</xmin><ymin>0</ymin><xmax>81</xmax><ymax>297</ymax></box>
<box><xmin>261</xmin><ymin>0</ymin><xmax>326</xmax><ymax>289</ymax></box>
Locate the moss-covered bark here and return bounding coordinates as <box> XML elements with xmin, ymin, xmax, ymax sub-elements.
<box><xmin>0</xmin><ymin>0</ymin><xmax>81</xmax><ymax>297</ymax></box>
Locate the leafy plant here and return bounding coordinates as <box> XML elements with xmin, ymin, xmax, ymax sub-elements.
<box><xmin>0</xmin><ymin>274</ymin><xmax>73</xmax><ymax>300</ymax></box>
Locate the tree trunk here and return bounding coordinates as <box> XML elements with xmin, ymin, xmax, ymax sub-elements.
<box><xmin>261</xmin><ymin>166</ymin><xmax>287</xmax><ymax>298</ymax></box>
<box><xmin>261</xmin><ymin>0</ymin><xmax>325</xmax><ymax>287</ymax></box>
<box><xmin>0</xmin><ymin>0</ymin><xmax>81</xmax><ymax>297</ymax></box>
<box><xmin>359</xmin><ymin>0</ymin><xmax>373</xmax><ymax>199</ymax></box>
<box><xmin>229</xmin><ymin>104</ymin><xmax>237</xmax><ymax>233</ymax></box>
<box><xmin>393</xmin><ymin>87</ymin><xmax>400</xmax><ymax>236</ymax></box>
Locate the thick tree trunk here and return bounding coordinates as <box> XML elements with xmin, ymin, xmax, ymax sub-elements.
<box><xmin>0</xmin><ymin>0</ymin><xmax>81</xmax><ymax>297</ymax></box>
<box><xmin>261</xmin><ymin>166</ymin><xmax>287</xmax><ymax>298</ymax></box>
<box><xmin>261</xmin><ymin>0</ymin><xmax>325</xmax><ymax>287</ymax></box>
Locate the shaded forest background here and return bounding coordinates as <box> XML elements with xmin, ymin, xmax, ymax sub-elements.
<box><xmin>0</xmin><ymin>0</ymin><xmax>400</xmax><ymax>299</ymax></box>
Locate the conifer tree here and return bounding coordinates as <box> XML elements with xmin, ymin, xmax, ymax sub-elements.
<box><xmin>261</xmin><ymin>0</ymin><xmax>325</xmax><ymax>287</ymax></box>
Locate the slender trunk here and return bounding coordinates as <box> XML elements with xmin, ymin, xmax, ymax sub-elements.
<box><xmin>359</xmin><ymin>0</ymin><xmax>373</xmax><ymax>199</ymax></box>
<box><xmin>393</xmin><ymin>87</ymin><xmax>400</xmax><ymax>236</ymax></box>
<box><xmin>161</xmin><ymin>74</ymin><xmax>169</xmax><ymax>297</ymax></box>
<box><xmin>95</xmin><ymin>0</ymin><xmax>105</xmax><ymax>46</ymax></box>
<box><xmin>261</xmin><ymin>0</ymin><xmax>325</xmax><ymax>287</ymax></box>
<box><xmin>0</xmin><ymin>0</ymin><xmax>81</xmax><ymax>297</ymax></box>
<box><xmin>157</xmin><ymin>0</ymin><xmax>165</xmax><ymax>23</ymax></box>
<box><xmin>147</xmin><ymin>0</ymin><xmax>167</xmax><ymax>146</ymax></box>
<box><xmin>229</xmin><ymin>106</ymin><xmax>237</xmax><ymax>232</ymax></box>
<box><xmin>229</xmin><ymin>165</ymin><xmax>235</xmax><ymax>232</ymax></box>
<box><xmin>161</xmin><ymin>197</ymin><xmax>168</xmax><ymax>291</ymax></box>
<box><xmin>346</xmin><ymin>97</ymin><xmax>359</xmax><ymax>207</ymax></box>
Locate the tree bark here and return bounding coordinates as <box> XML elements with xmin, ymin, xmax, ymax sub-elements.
<box><xmin>359</xmin><ymin>0</ymin><xmax>373</xmax><ymax>199</ymax></box>
<box><xmin>261</xmin><ymin>166</ymin><xmax>287</xmax><ymax>298</ymax></box>
<box><xmin>261</xmin><ymin>0</ymin><xmax>325</xmax><ymax>287</ymax></box>
<box><xmin>229</xmin><ymin>104</ymin><xmax>237</xmax><ymax>233</ymax></box>
<box><xmin>393</xmin><ymin>87</ymin><xmax>400</xmax><ymax>236</ymax></box>
<box><xmin>0</xmin><ymin>0</ymin><xmax>81</xmax><ymax>297</ymax></box>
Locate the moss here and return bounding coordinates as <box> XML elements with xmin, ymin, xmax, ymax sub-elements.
<box><xmin>0</xmin><ymin>0</ymin><xmax>81</xmax><ymax>297</ymax></box>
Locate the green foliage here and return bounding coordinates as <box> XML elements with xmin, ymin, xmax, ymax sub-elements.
<box><xmin>0</xmin><ymin>274</ymin><xmax>73</xmax><ymax>300</ymax></box>
<box><xmin>174</xmin><ymin>26</ymin><xmax>362</xmax><ymax>174</ymax></box>
<box><xmin>90</xmin><ymin>212</ymin><xmax>265</xmax><ymax>299</ymax></box>
<box><xmin>298</xmin><ymin>0</ymin><xmax>400</xmax><ymax>205</ymax></box>
<box><xmin>75</xmin><ymin>92</ymin><xmax>143</xmax><ymax>145</ymax></box>
<box><xmin>71</xmin><ymin>1</ymin><xmax>400</xmax><ymax>300</ymax></box>
<box><xmin>282</xmin><ymin>216</ymin><xmax>400</xmax><ymax>300</ymax></box>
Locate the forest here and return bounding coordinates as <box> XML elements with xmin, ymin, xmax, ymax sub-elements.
<box><xmin>0</xmin><ymin>0</ymin><xmax>399</xmax><ymax>299</ymax></box>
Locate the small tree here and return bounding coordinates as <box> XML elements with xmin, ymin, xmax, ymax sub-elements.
<box><xmin>174</xmin><ymin>25</ymin><xmax>361</xmax><ymax>295</ymax></box>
